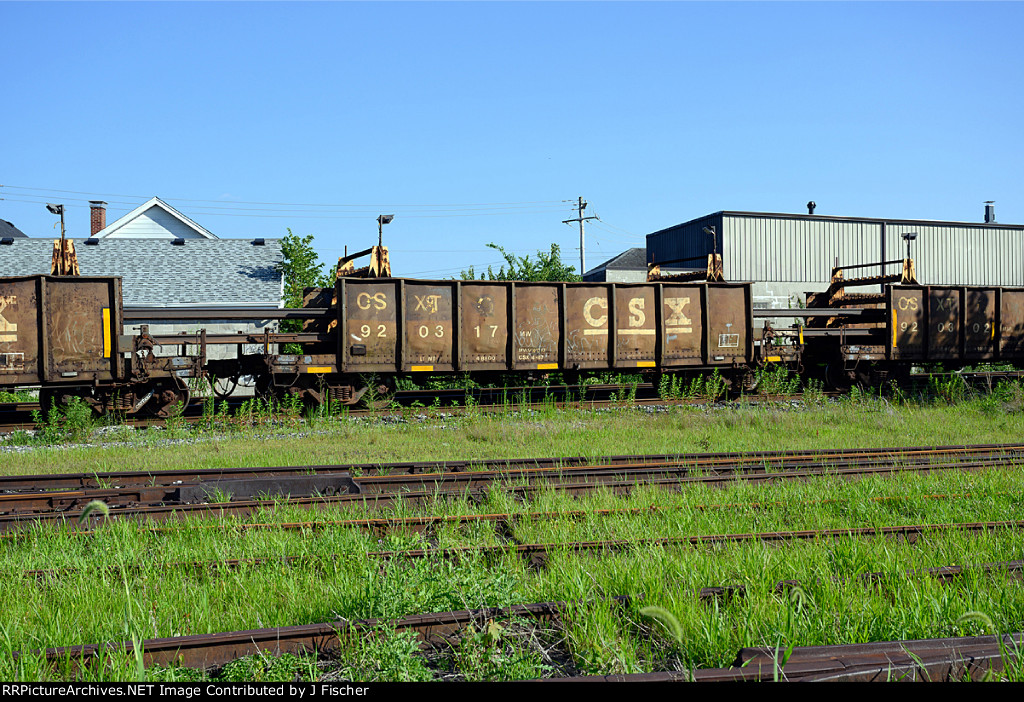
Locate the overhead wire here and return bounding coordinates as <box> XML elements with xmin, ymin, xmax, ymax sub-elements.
<box><xmin>0</xmin><ymin>185</ymin><xmax>568</xmax><ymax>210</ymax></box>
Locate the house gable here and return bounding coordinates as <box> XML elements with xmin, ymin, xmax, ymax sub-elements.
<box><xmin>94</xmin><ymin>197</ymin><xmax>218</xmax><ymax>240</ymax></box>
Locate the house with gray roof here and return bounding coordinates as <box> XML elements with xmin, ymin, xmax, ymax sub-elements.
<box><xmin>0</xmin><ymin>219</ymin><xmax>28</xmax><ymax>240</ymax></box>
<box><xmin>2</xmin><ymin>196</ymin><xmax>286</xmax><ymax>364</ymax></box>
<box><xmin>0</xmin><ymin>236</ymin><xmax>284</xmax><ymax>360</ymax></box>
<box><xmin>90</xmin><ymin>197</ymin><xmax>218</xmax><ymax>240</ymax></box>
<box><xmin>582</xmin><ymin>248</ymin><xmax>648</xmax><ymax>282</ymax></box>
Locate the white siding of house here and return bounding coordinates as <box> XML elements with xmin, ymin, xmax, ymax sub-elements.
<box><xmin>103</xmin><ymin>205</ymin><xmax>209</xmax><ymax>239</ymax></box>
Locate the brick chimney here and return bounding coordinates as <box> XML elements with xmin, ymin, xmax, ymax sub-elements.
<box><xmin>89</xmin><ymin>201</ymin><xmax>107</xmax><ymax>236</ymax></box>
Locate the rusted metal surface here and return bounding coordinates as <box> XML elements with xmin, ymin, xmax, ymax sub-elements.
<box><xmin>177</xmin><ymin>474</ymin><xmax>360</xmax><ymax>503</ymax></box>
<box><xmin>705</xmin><ymin>285</ymin><xmax>751</xmax><ymax>365</ymax></box>
<box><xmin>403</xmin><ymin>282</ymin><xmax>455</xmax><ymax>371</ymax></box>
<box><xmin>554</xmin><ymin>633</ymin><xmax>1022</xmax><ymax>682</ymax></box>
<box><xmin>0</xmin><ymin>276</ymin><xmax>121</xmax><ymax>385</ymax></box>
<box><xmin>460</xmin><ymin>282</ymin><xmax>509</xmax><ymax>370</ymax></box>
<box><xmin>965</xmin><ymin>288</ymin><xmax>997</xmax><ymax>359</ymax></box>
<box><xmin>565</xmin><ymin>284</ymin><xmax>611</xmax><ymax>370</ymax></box>
<box><xmin>341</xmin><ymin>279</ymin><xmax>398</xmax><ymax>372</ymax></box>
<box><xmin>514</xmin><ymin>284</ymin><xmax>560</xmax><ymax>368</ymax></box>
<box><xmin>1000</xmin><ymin>288</ymin><xmax>1024</xmax><ymax>359</ymax></box>
<box><xmin>2</xmin><ymin>447</ymin><xmax>1019</xmax><ymax>524</ymax></box>
<box><xmin>3</xmin><ymin>442</ymin><xmax>1021</xmax><ymax>494</ymax></box>
<box><xmin>30</xmin><ymin>598</ymin><xmax>627</xmax><ymax>672</ymax></box>
<box><xmin>660</xmin><ymin>283</ymin><xmax>704</xmax><ymax>366</ymax></box>
<box><xmin>889</xmin><ymin>286</ymin><xmax>926</xmax><ymax>360</ymax></box>
<box><xmin>614</xmin><ymin>284</ymin><xmax>657</xmax><ymax>367</ymax></box>
<box><xmin>928</xmin><ymin>286</ymin><xmax>961</xmax><ymax>360</ymax></box>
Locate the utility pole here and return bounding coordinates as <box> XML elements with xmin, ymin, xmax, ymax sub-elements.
<box><xmin>562</xmin><ymin>196</ymin><xmax>597</xmax><ymax>276</ymax></box>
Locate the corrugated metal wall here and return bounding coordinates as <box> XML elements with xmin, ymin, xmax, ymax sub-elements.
<box><xmin>885</xmin><ymin>222</ymin><xmax>1024</xmax><ymax>286</ymax></box>
<box><xmin>646</xmin><ymin>213</ymin><xmax>720</xmax><ymax>267</ymax></box>
<box><xmin>648</xmin><ymin>212</ymin><xmax>1024</xmax><ymax>288</ymax></box>
<box><xmin>723</xmin><ymin>215</ymin><xmax>882</xmax><ymax>283</ymax></box>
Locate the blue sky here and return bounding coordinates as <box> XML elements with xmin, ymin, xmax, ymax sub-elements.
<box><xmin>2</xmin><ymin>1</ymin><xmax>1021</xmax><ymax>280</ymax></box>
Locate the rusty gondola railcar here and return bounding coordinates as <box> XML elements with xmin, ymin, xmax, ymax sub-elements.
<box><xmin>254</xmin><ymin>278</ymin><xmax>758</xmax><ymax>404</ymax></box>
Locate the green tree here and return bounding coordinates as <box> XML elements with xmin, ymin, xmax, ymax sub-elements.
<box><xmin>277</xmin><ymin>229</ymin><xmax>332</xmax><ymax>309</ymax></box>
<box><xmin>460</xmin><ymin>243</ymin><xmax>580</xmax><ymax>282</ymax></box>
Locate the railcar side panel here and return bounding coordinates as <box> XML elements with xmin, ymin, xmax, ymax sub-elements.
<box><xmin>660</xmin><ymin>283</ymin><xmax>705</xmax><ymax>367</ymax></box>
<box><xmin>460</xmin><ymin>283</ymin><xmax>510</xmax><ymax>371</ymax></box>
<box><xmin>613</xmin><ymin>285</ymin><xmax>657</xmax><ymax>368</ymax></box>
<box><xmin>965</xmin><ymin>288</ymin><xmax>997</xmax><ymax>359</ymax></box>
<box><xmin>403</xmin><ymin>282</ymin><xmax>455</xmax><ymax>372</ymax></box>
<box><xmin>705</xmin><ymin>285</ymin><xmax>751</xmax><ymax>365</ymax></box>
<box><xmin>927</xmin><ymin>287</ymin><xmax>961</xmax><ymax>361</ymax></box>
<box><xmin>999</xmin><ymin>289</ymin><xmax>1024</xmax><ymax>360</ymax></box>
<box><xmin>342</xmin><ymin>280</ymin><xmax>399</xmax><ymax>372</ymax></box>
<box><xmin>513</xmin><ymin>284</ymin><xmax>560</xmax><ymax>369</ymax></box>
<box><xmin>889</xmin><ymin>287</ymin><xmax>926</xmax><ymax>360</ymax></box>
<box><xmin>564</xmin><ymin>285</ymin><xmax>611</xmax><ymax>369</ymax></box>
<box><xmin>0</xmin><ymin>276</ymin><xmax>122</xmax><ymax>385</ymax></box>
<box><xmin>0</xmin><ymin>277</ymin><xmax>40</xmax><ymax>384</ymax></box>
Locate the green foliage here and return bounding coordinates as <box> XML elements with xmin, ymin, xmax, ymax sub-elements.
<box><xmin>928</xmin><ymin>374</ymin><xmax>971</xmax><ymax>405</ymax></box>
<box><xmin>32</xmin><ymin>396</ymin><xmax>96</xmax><ymax>443</ymax></box>
<box><xmin>217</xmin><ymin>653</ymin><xmax>317</xmax><ymax>683</ymax></box>
<box><xmin>162</xmin><ymin>402</ymin><xmax>187</xmax><ymax>437</ymax></box>
<box><xmin>801</xmin><ymin>378</ymin><xmax>827</xmax><ymax>406</ymax></box>
<box><xmin>0</xmin><ymin>389</ymin><xmax>35</xmax><ymax>402</ymax></box>
<box><xmin>277</xmin><ymin>229</ymin><xmax>333</xmax><ymax>351</ymax></box>
<box><xmin>755</xmin><ymin>366</ymin><xmax>801</xmax><ymax>395</ymax></box>
<box><xmin>332</xmin><ymin>628</ymin><xmax>434</xmax><ymax>682</ymax></box>
<box><xmin>460</xmin><ymin>243</ymin><xmax>580</xmax><ymax>282</ymax></box>
<box><xmin>277</xmin><ymin>229</ymin><xmax>333</xmax><ymax>309</ymax></box>
<box><xmin>451</xmin><ymin>620</ymin><xmax>552</xmax><ymax>681</ymax></box>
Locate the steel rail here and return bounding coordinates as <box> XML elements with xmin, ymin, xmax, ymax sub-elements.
<box><xmin>550</xmin><ymin>632</ymin><xmax>1024</xmax><ymax>682</ymax></box>
<box><xmin>5</xmin><ymin>487</ymin><xmax>997</xmax><ymax>544</ymax></box>
<box><xmin>0</xmin><ymin>454</ymin><xmax>1018</xmax><ymax>529</ymax></box>
<box><xmin>1</xmin><ymin>450</ymin><xmax>1020</xmax><ymax>529</ymax></box>
<box><xmin>4</xmin><ymin>442</ymin><xmax>1022</xmax><ymax>492</ymax></box>
<box><xmin>24</xmin><ymin>597</ymin><xmax>630</xmax><ymax>672</ymax></box>
<box><xmin>18</xmin><ymin>521</ymin><xmax>1024</xmax><ymax>578</ymax></box>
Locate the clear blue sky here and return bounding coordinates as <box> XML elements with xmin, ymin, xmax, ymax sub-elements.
<box><xmin>2</xmin><ymin>1</ymin><xmax>1021</xmax><ymax>280</ymax></box>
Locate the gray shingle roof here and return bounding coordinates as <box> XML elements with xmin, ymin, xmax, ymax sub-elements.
<box><xmin>0</xmin><ymin>220</ymin><xmax>28</xmax><ymax>238</ymax></box>
<box><xmin>0</xmin><ymin>238</ymin><xmax>283</xmax><ymax>307</ymax></box>
<box><xmin>585</xmin><ymin>247</ymin><xmax>647</xmax><ymax>276</ymax></box>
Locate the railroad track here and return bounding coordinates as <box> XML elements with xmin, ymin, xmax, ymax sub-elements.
<box><xmin>1</xmin><ymin>443</ymin><xmax>1022</xmax><ymax>531</ymax></box>
<box><xmin>20</xmin><ymin>594</ymin><xmax>1022</xmax><ymax>681</ymax></box>
<box><xmin>0</xmin><ymin>382</ymin><xmax>845</xmax><ymax>434</ymax></box>
<box><xmin>20</xmin><ymin>521</ymin><xmax>1024</xmax><ymax>579</ymax></box>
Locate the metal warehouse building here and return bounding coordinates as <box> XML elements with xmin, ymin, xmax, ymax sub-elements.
<box><xmin>647</xmin><ymin>207</ymin><xmax>1024</xmax><ymax>308</ymax></box>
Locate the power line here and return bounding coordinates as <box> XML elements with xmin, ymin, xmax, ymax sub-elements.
<box><xmin>562</xmin><ymin>196</ymin><xmax>598</xmax><ymax>274</ymax></box>
<box><xmin>0</xmin><ymin>196</ymin><xmax>569</xmax><ymax>221</ymax></box>
<box><xmin>0</xmin><ymin>184</ymin><xmax>567</xmax><ymax>210</ymax></box>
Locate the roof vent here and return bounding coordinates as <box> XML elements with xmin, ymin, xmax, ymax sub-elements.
<box><xmin>0</xmin><ymin>237</ymin><xmax>13</xmax><ymax>245</ymax></box>
<box><xmin>252</xmin><ymin>238</ymin><xmax>265</xmax><ymax>246</ymax></box>
<box><xmin>984</xmin><ymin>201</ymin><xmax>996</xmax><ymax>224</ymax></box>
<box><xmin>84</xmin><ymin>238</ymin><xmax>99</xmax><ymax>246</ymax></box>
<box><xmin>171</xmin><ymin>238</ymin><xmax>186</xmax><ymax>246</ymax></box>
<box><xmin>807</xmin><ymin>201</ymin><xmax>816</xmax><ymax>215</ymax></box>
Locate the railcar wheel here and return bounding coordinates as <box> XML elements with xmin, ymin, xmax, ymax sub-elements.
<box><xmin>142</xmin><ymin>383</ymin><xmax>191</xmax><ymax>418</ymax></box>
<box><xmin>824</xmin><ymin>363</ymin><xmax>852</xmax><ymax>392</ymax></box>
<box><xmin>360</xmin><ymin>376</ymin><xmax>396</xmax><ymax>410</ymax></box>
<box><xmin>37</xmin><ymin>388</ymin><xmax>104</xmax><ymax>420</ymax></box>
<box><xmin>213</xmin><ymin>375</ymin><xmax>239</xmax><ymax>399</ymax></box>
